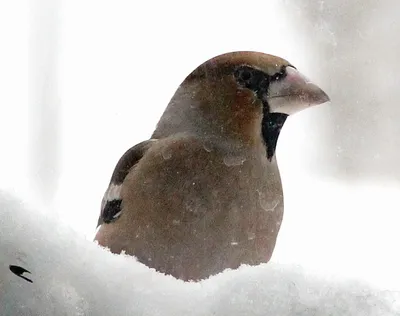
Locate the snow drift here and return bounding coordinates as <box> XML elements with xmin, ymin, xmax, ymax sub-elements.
<box><xmin>0</xmin><ymin>191</ymin><xmax>399</xmax><ymax>316</ymax></box>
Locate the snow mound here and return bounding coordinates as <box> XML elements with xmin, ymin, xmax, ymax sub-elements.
<box><xmin>1</xmin><ymin>191</ymin><xmax>399</xmax><ymax>316</ymax></box>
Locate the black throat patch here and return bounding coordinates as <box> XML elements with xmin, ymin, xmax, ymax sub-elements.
<box><xmin>262</xmin><ymin>113</ymin><xmax>288</xmax><ymax>160</ymax></box>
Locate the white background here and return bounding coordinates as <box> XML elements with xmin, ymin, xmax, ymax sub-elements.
<box><xmin>1</xmin><ymin>0</ymin><xmax>400</xmax><ymax>292</ymax></box>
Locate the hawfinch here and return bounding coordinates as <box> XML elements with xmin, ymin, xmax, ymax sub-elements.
<box><xmin>94</xmin><ymin>51</ymin><xmax>330</xmax><ymax>281</ymax></box>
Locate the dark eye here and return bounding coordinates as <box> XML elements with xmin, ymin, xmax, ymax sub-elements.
<box><xmin>240</xmin><ymin>69</ymin><xmax>251</xmax><ymax>81</ymax></box>
<box><xmin>234</xmin><ymin>65</ymin><xmax>273</xmax><ymax>97</ymax></box>
<box><xmin>234</xmin><ymin>66</ymin><xmax>253</xmax><ymax>84</ymax></box>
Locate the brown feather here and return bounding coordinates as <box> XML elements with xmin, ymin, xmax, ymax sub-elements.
<box><xmin>94</xmin><ymin>51</ymin><xmax>328</xmax><ymax>281</ymax></box>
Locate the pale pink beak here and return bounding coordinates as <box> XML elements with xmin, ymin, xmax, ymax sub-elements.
<box><xmin>267</xmin><ymin>66</ymin><xmax>330</xmax><ymax>115</ymax></box>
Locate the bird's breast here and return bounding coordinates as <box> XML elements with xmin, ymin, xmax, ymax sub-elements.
<box><xmin>117</xmin><ymin>136</ymin><xmax>284</xmax><ymax>280</ymax></box>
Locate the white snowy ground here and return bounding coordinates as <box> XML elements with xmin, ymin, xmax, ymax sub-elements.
<box><xmin>1</xmin><ymin>174</ymin><xmax>400</xmax><ymax>316</ymax></box>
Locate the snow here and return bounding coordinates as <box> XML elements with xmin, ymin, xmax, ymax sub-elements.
<box><xmin>1</xmin><ymin>189</ymin><xmax>399</xmax><ymax>316</ymax></box>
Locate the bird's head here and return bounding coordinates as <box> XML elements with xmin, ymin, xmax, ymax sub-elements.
<box><xmin>187</xmin><ymin>51</ymin><xmax>329</xmax><ymax>115</ymax></box>
<box><xmin>154</xmin><ymin>51</ymin><xmax>329</xmax><ymax>148</ymax></box>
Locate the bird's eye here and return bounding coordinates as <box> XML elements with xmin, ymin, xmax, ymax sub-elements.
<box><xmin>234</xmin><ymin>66</ymin><xmax>253</xmax><ymax>84</ymax></box>
<box><xmin>234</xmin><ymin>66</ymin><xmax>270</xmax><ymax>94</ymax></box>
<box><xmin>240</xmin><ymin>69</ymin><xmax>251</xmax><ymax>81</ymax></box>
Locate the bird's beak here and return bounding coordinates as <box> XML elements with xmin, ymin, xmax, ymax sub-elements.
<box><xmin>266</xmin><ymin>66</ymin><xmax>330</xmax><ymax>115</ymax></box>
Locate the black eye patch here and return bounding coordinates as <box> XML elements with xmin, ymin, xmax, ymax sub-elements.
<box><xmin>234</xmin><ymin>66</ymin><xmax>270</xmax><ymax>93</ymax></box>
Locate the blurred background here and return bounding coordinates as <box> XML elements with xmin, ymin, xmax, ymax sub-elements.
<box><xmin>1</xmin><ymin>0</ymin><xmax>399</xmax><ymax>289</ymax></box>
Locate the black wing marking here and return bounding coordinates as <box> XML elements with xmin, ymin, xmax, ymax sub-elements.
<box><xmin>100</xmin><ymin>198</ymin><xmax>123</xmax><ymax>225</ymax></box>
<box><xmin>97</xmin><ymin>139</ymin><xmax>157</xmax><ymax>227</ymax></box>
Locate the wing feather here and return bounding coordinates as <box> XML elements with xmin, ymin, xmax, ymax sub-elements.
<box><xmin>96</xmin><ymin>139</ymin><xmax>157</xmax><ymax>227</ymax></box>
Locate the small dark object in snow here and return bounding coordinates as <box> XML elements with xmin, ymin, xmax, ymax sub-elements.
<box><xmin>9</xmin><ymin>265</ymin><xmax>33</xmax><ymax>283</ymax></box>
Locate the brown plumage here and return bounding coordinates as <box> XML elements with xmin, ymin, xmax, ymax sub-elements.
<box><xmin>94</xmin><ymin>51</ymin><xmax>329</xmax><ymax>281</ymax></box>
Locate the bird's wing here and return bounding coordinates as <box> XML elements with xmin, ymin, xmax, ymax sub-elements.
<box><xmin>96</xmin><ymin>139</ymin><xmax>157</xmax><ymax>227</ymax></box>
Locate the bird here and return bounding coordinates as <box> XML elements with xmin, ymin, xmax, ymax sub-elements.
<box><xmin>9</xmin><ymin>265</ymin><xmax>33</xmax><ymax>283</ymax></box>
<box><xmin>94</xmin><ymin>51</ymin><xmax>329</xmax><ymax>281</ymax></box>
